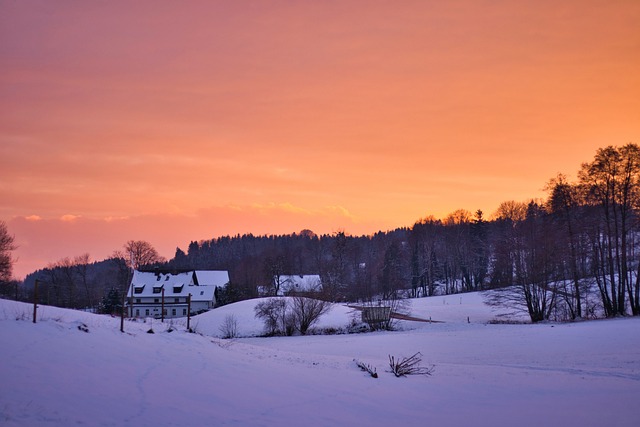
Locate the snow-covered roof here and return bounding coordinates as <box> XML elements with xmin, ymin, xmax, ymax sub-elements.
<box><xmin>129</xmin><ymin>270</ymin><xmax>227</xmax><ymax>302</ymax></box>
<box><xmin>131</xmin><ymin>270</ymin><xmax>194</xmax><ymax>289</ymax></box>
<box><xmin>278</xmin><ymin>275</ymin><xmax>322</xmax><ymax>294</ymax></box>
<box><xmin>194</xmin><ymin>270</ymin><xmax>229</xmax><ymax>287</ymax></box>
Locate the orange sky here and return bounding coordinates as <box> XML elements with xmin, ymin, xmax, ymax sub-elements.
<box><xmin>1</xmin><ymin>0</ymin><xmax>639</xmax><ymax>278</ymax></box>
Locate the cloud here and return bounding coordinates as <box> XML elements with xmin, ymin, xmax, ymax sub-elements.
<box><xmin>60</xmin><ymin>214</ymin><xmax>81</xmax><ymax>222</ymax></box>
<box><xmin>24</xmin><ymin>215</ymin><xmax>42</xmax><ymax>221</ymax></box>
<box><xmin>103</xmin><ymin>216</ymin><xmax>130</xmax><ymax>223</ymax></box>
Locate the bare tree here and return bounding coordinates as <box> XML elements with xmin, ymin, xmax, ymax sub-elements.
<box><xmin>546</xmin><ymin>174</ymin><xmax>587</xmax><ymax>319</ymax></box>
<box><xmin>486</xmin><ymin>201</ymin><xmax>560</xmax><ymax>322</ymax></box>
<box><xmin>73</xmin><ymin>253</ymin><xmax>95</xmax><ymax>309</ymax></box>
<box><xmin>290</xmin><ymin>296</ymin><xmax>332</xmax><ymax>335</ymax></box>
<box><xmin>0</xmin><ymin>221</ymin><xmax>16</xmax><ymax>284</ymax></box>
<box><xmin>115</xmin><ymin>240</ymin><xmax>165</xmax><ymax>270</ymax></box>
<box><xmin>579</xmin><ymin>144</ymin><xmax>640</xmax><ymax>316</ymax></box>
<box><xmin>254</xmin><ymin>298</ymin><xmax>289</xmax><ymax>336</ymax></box>
<box><xmin>219</xmin><ymin>314</ymin><xmax>239</xmax><ymax>339</ymax></box>
<box><xmin>49</xmin><ymin>257</ymin><xmax>78</xmax><ymax>308</ymax></box>
<box><xmin>264</xmin><ymin>255</ymin><xmax>288</xmax><ymax>296</ymax></box>
<box><xmin>410</xmin><ymin>216</ymin><xmax>441</xmax><ymax>297</ymax></box>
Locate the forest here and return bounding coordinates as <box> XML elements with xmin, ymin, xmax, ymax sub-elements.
<box><xmin>4</xmin><ymin>144</ymin><xmax>640</xmax><ymax>323</ymax></box>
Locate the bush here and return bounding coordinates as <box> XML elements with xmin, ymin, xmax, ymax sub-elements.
<box><xmin>290</xmin><ymin>296</ymin><xmax>331</xmax><ymax>335</ymax></box>
<box><xmin>254</xmin><ymin>296</ymin><xmax>331</xmax><ymax>336</ymax></box>
<box><xmin>255</xmin><ymin>298</ymin><xmax>288</xmax><ymax>336</ymax></box>
<box><xmin>354</xmin><ymin>359</ymin><xmax>378</xmax><ymax>378</ymax></box>
<box><xmin>219</xmin><ymin>314</ymin><xmax>239</xmax><ymax>339</ymax></box>
<box><xmin>388</xmin><ymin>352</ymin><xmax>435</xmax><ymax>377</ymax></box>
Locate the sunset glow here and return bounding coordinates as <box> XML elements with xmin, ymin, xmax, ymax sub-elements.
<box><xmin>2</xmin><ymin>0</ymin><xmax>639</xmax><ymax>278</ymax></box>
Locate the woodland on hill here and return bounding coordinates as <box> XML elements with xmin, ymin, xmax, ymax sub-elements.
<box><xmin>5</xmin><ymin>144</ymin><xmax>640</xmax><ymax>322</ymax></box>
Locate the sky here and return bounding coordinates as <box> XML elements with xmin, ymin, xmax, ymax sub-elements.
<box><xmin>1</xmin><ymin>0</ymin><xmax>639</xmax><ymax>278</ymax></box>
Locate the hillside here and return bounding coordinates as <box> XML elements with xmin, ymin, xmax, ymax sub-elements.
<box><xmin>1</xmin><ymin>294</ymin><xmax>639</xmax><ymax>426</ymax></box>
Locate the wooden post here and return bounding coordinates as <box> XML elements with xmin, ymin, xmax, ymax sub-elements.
<box><xmin>33</xmin><ymin>279</ymin><xmax>39</xmax><ymax>323</ymax></box>
<box><xmin>187</xmin><ymin>293</ymin><xmax>192</xmax><ymax>331</ymax></box>
<box><xmin>161</xmin><ymin>288</ymin><xmax>165</xmax><ymax>323</ymax></box>
<box><xmin>129</xmin><ymin>282</ymin><xmax>134</xmax><ymax>318</ymax></box>
<box><xmin>120</xmin><ymin>286</ymin><xmax>126</xmax><ymax>333</ymax></box>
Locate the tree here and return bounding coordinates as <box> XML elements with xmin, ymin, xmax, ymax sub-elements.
<box><xmin>579</xmin><ymin>144</ymin><xmax>640</xmax><ymax>316</ymax></box>
<box><xmin>546</xmin><ymin>174</ymin><xmax>587</xmax><ymax>319</ymax></box>
<box><xmin>486</xmin><ymin>201</ymin><xmax>560</xmax><ymax>322</ymax></box>
<box><xmin>100</xmin><ymin>287</ymin><xmax>122</xmax><ymax>315</ymax></box>
<box><xmin>254</xmin><ymin>298</ymin><xmax>290</xmax><ymax>336</ymax></box>
<box><xmin>0</xmin><ymin>221</ymin><xmax>16</xmax><ymax>284</ymax></box>
<box><xmin>290</xmin><ymin>296</ymin><xmax>332</xmax><ymax>335</ymax></box>
<box><xmin>73</xmin><ymin>253</ymin><xmax>95</xmax><ymax>309</ymax></box>
<box><xmin>410</xmin><ymin>216</ymin><xmax>441</xmax><ymax>297</ymax></box>
<box><xmin>323</xmin><ymin>231</ymin><xmax>350</xmax><ymax>301</ymax></box>
<box><xmin>264</xmin><ymin>254</ymin><xmax>288</xmax><ymax>296</ymax></box>
<box><xmin>115</xmin><ymin>240</ymin><xmax>165</xmax><ymax>270</ymax></box>
<box><xmin>380</xmin><ymin>240</ymin><xmax>408</xmax><ymax>300</ymax></box>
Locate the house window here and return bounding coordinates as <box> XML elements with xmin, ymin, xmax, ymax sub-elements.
<box><xmin>134</xmin><ymin>287</ymin><xmax>144</xmax><ymax>294</ymax></box>
<box><xmin>173</xmin><ymin>286</ymin><xmax>183</xmax><ymax>293</ymax></box>
<box><xmin>153</xmin><ymin>287</ymin><xmax>162</xmax><ymax>294</ymax></box>
<box><xmin>183</xmin><ymin>309</ymin><xmax>187</xmax><ymax>315</ymax></box>
<box><xmin>163</xmin><ymin>309</ymin><xmax>167</xmax><ymax>315</ymax></box>
<box><xmin>145</xmin><ymin>309</ymin><xmax>149</xmax><ymax>316</ymax></box>
<box><xmin>172</xmin><ymin>309</ymin><xmax>176</xmax><ymax>316</ymax></box>
<box><xmin>135</xmin><ymin>309</ymin><xmax>140</xmax><ymax>316</ymax></box>
<box><xmin>174</xmin><ymin>298</ymin><xmax>180</xmax><ymax>303</ymax></box>
<box><xmin>136</xmin><ymin>298</ymin><xmax>141</xmax><ymax>303</ymax></box>
<box><xmin>154</xmin><ymin>298</ymin><xmax>159</xmax><ymax>303</ymax></box>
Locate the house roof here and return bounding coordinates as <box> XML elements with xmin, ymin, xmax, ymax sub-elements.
<box><xmin>279</xmin><ymin>275</ymin><xmax>322</xmax><ymax>294</ymax></box>
<box><xmin>194</xmin><ymin>270</ymin><xmax>229</xmax><ymax>287</ymax></box>
<box><xmin>129</xmin><ymin>270</ymin><xmax>226</xmax><ymax>302</ymax></box>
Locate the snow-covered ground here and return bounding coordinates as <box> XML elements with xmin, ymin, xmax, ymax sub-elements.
<box><xmin>1</xmin><ymin>293</ymin><xmax>639</xmax><ymax>426</ymax></box>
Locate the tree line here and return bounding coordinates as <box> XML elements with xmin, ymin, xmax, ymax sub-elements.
<box><xmin>4</xmin><ymin>144</ymin><xmax>640</xmax><ymax>322</ymax></box>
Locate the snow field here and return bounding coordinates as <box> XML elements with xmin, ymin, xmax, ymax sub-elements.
<box><xmin>1</xmin><ymin>294</ymin><xmax>639</xmax><ymax>426</ymax></box>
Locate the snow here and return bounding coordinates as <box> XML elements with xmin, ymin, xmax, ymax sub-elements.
<box><xmin>1</xmin><ymin>294</ymin><xmax>639</xmax><ymax>426</ymax></box>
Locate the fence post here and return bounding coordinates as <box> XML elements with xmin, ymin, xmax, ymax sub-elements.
<box><xmin>33</xmin><ymin>279</ymin><xmax>39</xmax><ymax>323</ymax></box>
<box><xmin>120</xmin><ymin>286</ymin><xmax>127</xmax><ymax>333</ymax></box>
<box><xmin>187</xmin><ymin>293</ymin><xmax>192</xmax><ymax>331</ymax></box>
<box><xmin>161</xmin><ymin>288</ymin><xmax>165</xmax><ymax>322</ymax></box>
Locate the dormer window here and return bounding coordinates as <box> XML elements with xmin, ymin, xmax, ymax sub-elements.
<box><xmin>134</xmin><ymin>286</ymin><xmax>144</xmax><ymax>294</ymax></box>
<box><xmin>153</xmin><ymin>286</ymin><xmax>163</xmax><ymax>294</ymax></box>
<box><xmin>173</xmin><ymin>285</ymin><xmax>183</xmax><ymax>293</ymax></box>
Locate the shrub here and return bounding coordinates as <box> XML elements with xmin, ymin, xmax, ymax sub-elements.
<box><xmin>290</xmin><ymin>296</ymin><xmax>331</xmax><ymax>335</ymax></box>
<box><xmin>388</xmin><ymin>352</ymin><xmax>435</xmax><ymax>377</ymax></box>
<box><xmin>255</xmin><ymin>298</ymin><xmax>288</xmax><ymax>336</ymax></box>
<box><xmin>355</xmin><ymin>359</ymin><xmax>378</xmax><ymax>378</ymax></box>
<box><xmin>219</xmin><ymin>314</ymin><xmax>239</xmax><ymax>339</ymax></box>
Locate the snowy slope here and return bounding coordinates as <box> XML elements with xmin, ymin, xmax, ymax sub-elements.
<box><xmin>1</xmin><ymin>295</ymin><xmax>639</xmax><ymax>427</ymax></box>
<box><xmin>173</xmin><ymin>292</ymin><xmax>526</xmax><ymax>338</ymax></box>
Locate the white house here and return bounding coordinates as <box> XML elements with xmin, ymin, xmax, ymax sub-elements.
<box><xmin>127</xmin><ymin>269</ymin><xmax>229</xmax><ymax>319</ymax></box>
